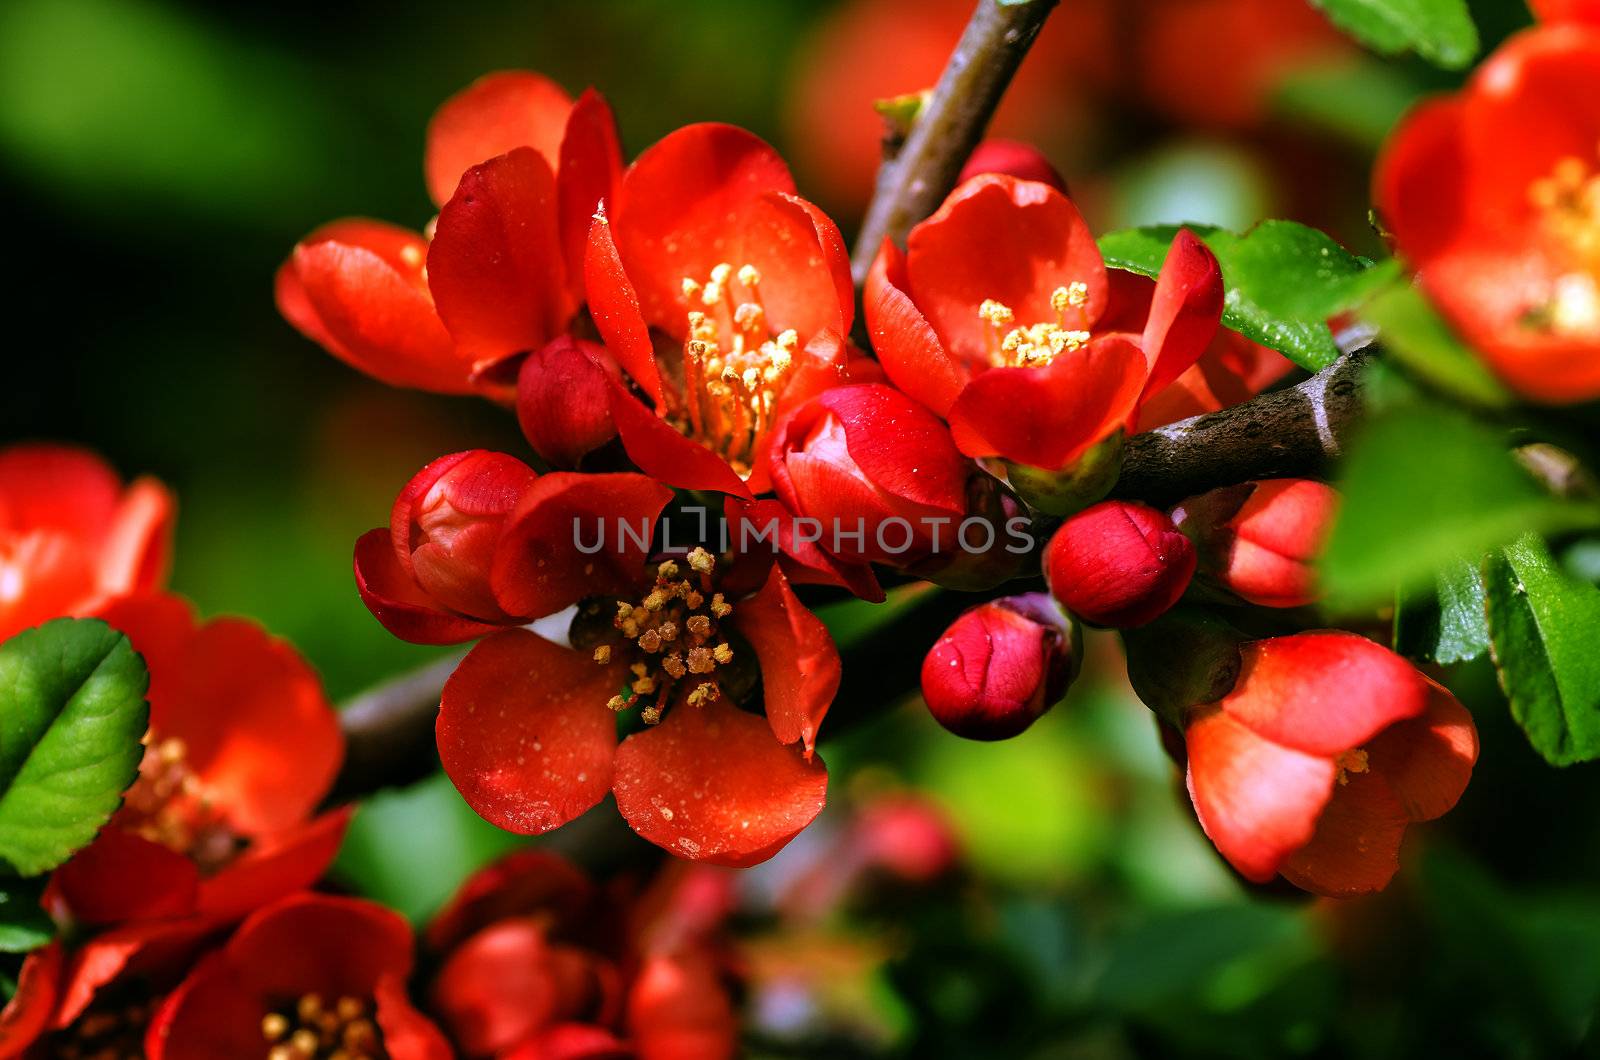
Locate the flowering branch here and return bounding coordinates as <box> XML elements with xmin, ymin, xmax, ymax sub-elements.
<box><xmin>848</xmin><ymin>0</ymin><xmax>1062</xmax><ymax>284</ymax></box>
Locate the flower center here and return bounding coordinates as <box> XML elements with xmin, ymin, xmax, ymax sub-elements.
<box><xmin>1527</xmin><ymin>149</ymin><xmax>1600</xmax><ymax>336</ymax></box>
<box><xmin>261</xmin><ymin>993</ymin><xmax>383</xmax><ymax>1060</ymax></box>
<box><xmin>120</xmin><ymin>736</ymin><xmax>240</xmax><ymax>872</ymax></box>
<box><xmin>590</xmin><ymin>547</ymin><xmax>734</xmax><ymax>725</ymax></box>
<box><xmin>52</xmin><ymin>997</ymin><xmax>150</xmax><ymax>1059</ymax></box>
<box><xmin>1334</xmin><ymin>747</ymin><xmax>1369</xmax><ymax>787</ymax></box>
<box><xmin>978</xmin><ymin>284</ymin><xmax>1090</xmax><ymax>368</ymax></box>
<box><xmin>678</xmin><ymin>263</ymin><xmax>799</xmax><ymax>476</ymax></box>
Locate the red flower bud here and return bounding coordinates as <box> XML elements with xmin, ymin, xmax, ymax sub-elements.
<box><xmin>958</xmin><ymin>138</ymin><xmax>1067</xmax><ymax>194</ymax></box>
<box><xmin>1171</xmin><ymin>478</ymin><xmax>1338</xmax><ymax>607</ymax></box>
<box><xmin>922</xmin><ymin>593</ymin><xmax>1080</xmax><ymax>740</ymax></box>
<box><xmin>515</xmin><ymin>337</ymin><xmax>619</xmax><ymax>468</ymax></box>
<box><xmin>1044</xmin><ymin>501</ymin><xmax>1195</xmax><ymax>628</ymax></box>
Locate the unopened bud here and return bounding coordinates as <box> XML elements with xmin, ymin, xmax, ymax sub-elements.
<box><xmin>921</xmin><ymin>594</ymin><xmax>1080</xmax><ymax>740</ymax></box>
<box><xmin>1045</xmin><ymin>500</ymin><xmax>1195</xmax><ymax>628</ymax></box>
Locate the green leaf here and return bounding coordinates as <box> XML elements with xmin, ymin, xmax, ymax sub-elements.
<box><xmin>0</xmin><ymin>618</ymin><xmax>149</xmax><ymax>876</ymax></box>
<box><xmin>1311</xmin><ymin>0</ymin><xmax>1479</xmax><ymax>69</ymax></box>
<box><xmin>1484</xmin><ymin>533</ymin><xmax>1600</xmax><ymax>766</ymax></box>
<box><xmin>1362</xmin><ymin>282</ymin><xmax>1513</xmax><ymax>408</ymax></box>
<box><xmin>1273</xmin><ymin>60</ymin><xmax>1425</xmax><ymax>149</ymax></box>
<box><xmin>1099</xmin><ymin>220</ymin><xmax>1384</xmax><ymax>372</ymax></box>
<box><xmin>1320</xmin><ymin>403</ymin><xmax>1600</xmax><ymax>610</ymax></box>
<box><xmin>1394</xmin><ymin>556</ymin><xmax>1491</xmax><ymax>665</ymax></box>
<box><xmin>0</xmin><ymin>880</ymin><xmax>52</xmax><ymax>953</ymax></box>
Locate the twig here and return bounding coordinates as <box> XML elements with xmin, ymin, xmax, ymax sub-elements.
<box><xmin>327</xmin><ymin>648</ymin><xmax>465</xmax><ymax>802</ymax></box>
<box><xmin>848</xmin><ymin>0</ymin><xmax>1062</xmax><ymax>285</ymax></box>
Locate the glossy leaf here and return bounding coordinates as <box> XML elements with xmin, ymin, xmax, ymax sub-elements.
<box><xmin>1394</xmin><ymin>556</ymin><xmax>1491</xmax><ymax>665</ymax></box>
<box><xmin>1310</xmin><ymin>0</ymin><xmax>1478</xmax><ymax>69</ymax></box>
<box><xmin>1362</xmin><ymin>283</ymin><xmax>1512</xmax><ymax>408</ymax></box>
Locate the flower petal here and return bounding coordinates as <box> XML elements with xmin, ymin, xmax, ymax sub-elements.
<box><xmin>613</xmin><ymin>696</ymin><xmax>827</xmax><ymax>866</ymax></box>
<box><xmin>98</xmin><ymin>477</ymin><xmax>174</xmax><ymax>598</ymax></box>
<box><xmin>424</xmin><ymin>850</ymin><xmax>596</xmax><ymax>953</ymax></box>
<box><xmin>0</xmin><ymin>944</ymin><xmax>60</xmax><ymax>1057</ymax></box>
<box><xmin>1278</xmin><ymin>770</ymin><xmax>1410</xmax><ymax>897</ymax></box>
<box><xmin>1185</xmin><ymin>704</ymin><xmax>1336</xmax><ymax>883</ymax></box>
<box><xmin>732</xmin><ymin>192</ymin><xmax>853</xmax><ymax>341</ymax></box>
<box><xmin>425</xmin><ymin>70</ymin><xmax>574</xmax><ymax>206</ymax></box>
<box><xmin>1137</xmin><ymin>228</ymin><xmax>1225</xmax><ymax>409</ymax></box>
<box><xmin>865</xmin><ymin>239</ymin><xmax>968</xmax><ymax>417</ymax></box>
<box><xmin>626</xmin><ymin>952</ymin><xmax>738</xmax><ymax>1060</ymax></box>
<box><xmin>1374</xmin><ymin>96</ymin><xmax>1471</xmax><ymax>265</ymax></box>
<box><xmin>196</xmin><ymin>809</ymin><xmax>353</xmax><ymax>921</ymax></box>
<box><xmin>355</xmin><ymin>528</ymin><xmax>507</xmax><ymax>644</ymax></box>
<box><xmin>558</xmin><ymin>89</ymin><xmax>624</xmax><ymax>302</ymax></box>
<box><xmin>584</xmin><ymin>207</ymin><xmax>663</xmax><ymax>403</ymax></box>
<box><xmin>0</xmin><ymin>444</ymin><xmax>120</xmax><ymax>537</ymax></box>
<box><xmin>608</xmin><ymin>378</ymin><xmax>754</xmax><ymax>499</ymax></box>
<box><xmin>1366</xmin><ymin>677</ymin><xmax>1479</xmax><ymax>822</ymax></box>
<box><xmin>429</xmin><ymin>147</ymin><xmax>572</xmax><ymax>365</ymax></box>
<box><xmin>52</xmin><ymin>829</ymin><xmax>200</xmax><ymax>925</ymax></box>
<box><xmin>730</xmin><ymin>566</ymin><xmax>840</xmax><ymax>754</ymax></box>
<box><xmin>438</xmin><ymin>630</ymin><xmax>620</xmax><ymax>835</ymax></box>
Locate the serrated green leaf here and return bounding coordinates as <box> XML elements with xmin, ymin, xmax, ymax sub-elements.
<box><xmin>1098</xmin><ymin>220</ymin><xmax>1384</xmax><ymax>373</ymax></box>
<box><xmin>0</xmin><ymin>880</ymin><xmax>52</xmax><ymax>953</ymax></box>
<box><xmin>1484</xmin><ymin>534</ymin><xmax>1600</xmax><ymax>766</ymax></box>
<box><xmin>1362</xmin><ymin>282</ymin><xmax>1513</xmax><ymax>408</ymax></box>
<box><xmin>1311</xmin><ymin>0</ymin><xmax>1479</xmax><ymax>69</ymax></box>
<box><xmin>1394</xmin><ymin>555</ymin><xmax>1490</xmax><ymax>664</ymax></box>
<box><xmin>0</xmin><ymin>618</ymin><xmax>149</xmax><ymax>876</ymax></box>
<box><xmin>1320</xmin><ymin>404</ymin><xmax>1600</xmax><ymax>610</ymax></box>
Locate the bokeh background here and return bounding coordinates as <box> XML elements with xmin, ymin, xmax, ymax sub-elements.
<box><xmin>6</xmin><ymin>0</ymin><xmax>1598</xmax><ymax>1055</ymax></box>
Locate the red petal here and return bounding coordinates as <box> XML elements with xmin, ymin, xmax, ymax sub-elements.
<box><xmin>0</xmin><ymin>444</ymin><xmax>120</xmax><ymax>538</ymax></box>
<box><xmin>608</xmin><ymin>378</ymin><xmax>754</xmax><ymax>499</ymax></box>
<box><xmin>287</xmin><ymin>225</ymin><xmax>470</xmax><ymax>394</ymax></box>
<box><xmin>904</xmin><ymin>174</ymin><xmax>1107</xmax><ymax>364</ymax></box>
<box><xmin>1184</xmin><ymin>704</ymin><xmax>1336</xmax><ymax>883</ymax></box>
<box><xmin>425</xmin><ymin>849</ymin><xmax>595</xmax><ymax>953</ymax></box>
<box><xmin>1279</xmin><ymin>770</ymin><xmax>1410</xmax><ymax>897</ymax></box>
<box><xmin>732</xmin><ymin>192</ymin><xmax>853</xmax><ymax>341</ymax></box>
<box><xmin>504</xmin><ymin>1023</ymin><xmax>630</xmax><ymax>1060</ymax></box>
<box><xmin>865</xmin><ymin>239</ymin><xmax>968</xmax><ymax>417</ymax></box>
<box><xmin>430</xmin><ymin>919</ymin><xmax>600</xmax><ymax>1055</ymax></box>
<box><xmin>492</xmin><ymin>472</ymin><xmax>675</xmax><ymax>617</ymax></box>
<box><xmin>438</xmin><ymin>630</ymin><xmax>620</xmax><ymax>834</ymax></box>
<box><xmin>584</xmin><ymin>206</ymin><xmax>663</xmax><ymax>403</ymax></box>
<box><xmin>196</xmin><ymin>809</ymin><xmax>353</xmax><ymax>921</ymax></box>
<box><xmin>613</xmin><ymin>123</ymin><xmax>796</xmax><ymax>329</ymax></box>
<box><xmin>558</xmin><ymin>89</ymin><xmax>624</xmax><ymax>304</ymax></box>
<box><xmin>425</xmin><ymin>71</ymin><xmax>574</xmax><ymax>207</ymax></box>
<box><xmin>429</xmin><ymin>147</ymin><xmax>572</xmax><ymax>364</ymax></box>
<box><xmin>730</xmin><ymin>566</ymin><xmax>840</xmax><ymax>754</ymax></box>
<box><xmin>948</xmin><ymin>335</ymin><xmax>1145</xmax><ymax>469</ymax></box>
<box><xmin>612</xmin><ymin>696</ymin><xmax>828</xmax><ymax>866</ymax></box>
<box><xmin>959</xmin><ymin>139</ymin><xmax>1067</xmax><ymax>193</ymax></box>
<box><xmin>145</xmin><ymin>951</ymin><xmax>262</xmax><ymax>1059</ymax></box>
<box><xmin>626</xmin><ymin>953</ymin><xmax>738</xmax><ymax>1060</ymax></box>
<box><xmin>0</xmin><ymin>943</ymin><xmax>61</xmax><ymax>1057</ymax></box>
<box><xmin>375</xmin><ymin>973</ymin><xmax>455</xmax><ymax>1060</ymax></box>
<box><xmin>517</xmin><ymin>338</ymin><xmax>621</xmax><ymax>468</ymax></box>
<box><xmin>56</xmin><ymin>919</ymin><xmax>220</xmax><ymax>1033</ymax></box>
<box><xmin>355</xmin><ymin>528</ymin><xmax>507</xmax><ymax>645</ymax></box>
<box><xmin>98</xmin><ymin>478</ymin><xmax>174</xmax><ymax>598</ymax></box>
<box><xmin>1374</xmin><ymin>97</ymin><xmax>1470</xmax><ymax>265</ymax></box>
<box><xmin>52</xmin><ymin>830</ymin><xmax>199</xmax><ymax>925</ymax></box>
<box><xmin>725</xmin><ymin>497</ymin><xmax>883</xmax><ymax>603</ymax></box>
<box><xmin>1137</xmin><ymin>228</ymin><xmax>1224</xmax><ymax>409</ymax></box>
<box><xmin>225</xmin><ymin>894</ymin><xmax>414</xmax><ymax>1004</ymax></box>
<box><xmin>814</xmin><ymin>384</ymin><xmax>971</xmax><ymax>513</ymax></box>
<box><xmin>1220</xmin><ymin>633</ymin><xmax>1430</xmax><ymax>757</ymax></box>
<box><xmin>1135</xmin><ymin>330</ymin><xmax>1292</xmax><ymax>431</ymax></box>
<box><xmin>1366</xmin><ymin>677</ymin><xmax>1479</xmax><ymax>822</ymax></box>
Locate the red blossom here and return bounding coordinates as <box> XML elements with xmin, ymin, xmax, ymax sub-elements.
<box><xmin>0</xmin><ymin>444</ymin><xmax>173</xmax><ymax>643</ymax></box>
<box><xmin>148</xmin><ymin>893</ymin><xmax>450</xmax><ymax>1059</ymax></box>
<box><xmin>1172</xmin><ymin>478</ymin><xmax>1340</xmax><ymax>607</ymax></box>
<box><xmin>278</xmin><ymin>72</ymin><xmax>622</xmax><ymax>396</ymax></box>
<box><xmin>866</xmin><ymin>175</ymin><xmax>1228</xmax><ymax>473</ymax></box>
<box><xmin>50</xmin><ymin>593</ymin><xmax>348</xmax><ymax>928</ymax></box>
<box><xmin>1183</xmin><ymin>632</ymin><xmax>1479</xmax><ymax>897</ymax></box>
<box><xmin>958</xmin><ymin>139</ymin><xmax>1067</xmax><ymax>194</ymax></box>
<box><xmin>1044</xmin><ymin>501</ymin><xmax>1196</xmax><ymax>628</ymax></box>
<box><xmin>1375</xmin><ymin>24</ymin><xmax>1600</xmax><ymax>401</ymax></box>
<box><xmin>920</xmin><ymin>594</ymin><xmax>1080</xmax><ymax>741</ymax></box>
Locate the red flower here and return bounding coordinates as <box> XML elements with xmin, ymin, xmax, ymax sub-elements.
<box><xmin>1172</xmin><ymin>478</ymin><xmax>1339</xmax><ymax>607</ymax></box>
<box><xmin>1531</xmin><ymin>0</ymin><xmax>1600</xmax><ymax>24</ymax></box>
<box><xmin>0</xmin><ymin>444</ymin><xmax>172</xmax><ymax>642</ymax></box>
<box><xmin>1132</xmin><ymin>327</ymin><xmax>1293</xmax><ymax>431</ymax></box>
<box><xmin>148</xmin><ymin>893</ymin><xmax>450</xmax><ymax>1059</ymax></box>
<box><xmin>958</xmin><ymin>139</ymin><xmax>1067</xmax><ymax>194</ymax></box>
<box><xmin>571</xmin><ymin>123</ymin><xmax>871</xmax><ymax>498</ymax></box>
<box><xmin>517</xmin><ymin>337</ymin><xmax>623</xmax><ymax>468</ymax></box>
<box><xmin>767</xmin><ymin>383</ymin><xmax>1025</xmax><ymax>589</ymax></box>
<box><xmin>51</xmin><ymin>593</ymin><xmax>348</xmax><ymax>928</ymax></box>
<box><xmin>434</xmin><ymin>472</ymin><xmax>836</xmax><ymax>865</ymax></box>
<box><xmin>424</xmin><ymin>851</ymin><xmax>737</xmax><ymax>1059</ymax></box>
<box><xmin>866</xmin><ymin>175</ymin><xmax>1224</xmax><ymax>473</ymax></box>
<box><xmin>1183</xmin><ymin>632</ymin><xmax>1478</xmax><ymax>897</ymax></box>
<box><xmin>1375</xmin><ymin>25</ymin><xmax>1600</xmax><ymax>401</ymax></box>
<box><xmin>921</xmin><ymin>594</ymin><xmax>1080</xmax><ymax>741</ymax></box>
<box><xmin>277</xmin><ymin>71</ymin><xmax>622</xmax><ymax>395</ymax></box>
<box><xmin>1044</xmin><ymin>501</ymin><xmax>1196</xmax><ymax>628</ymax></box>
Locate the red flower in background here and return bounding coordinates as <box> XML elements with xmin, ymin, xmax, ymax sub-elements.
<box><xmin>51</xmin><ymin>593</ymin><xmax>347</xmax><ymax>928</ymax></box>
<box><xmin>149</xmin><ymin>893</ymin><xmax>449</xmax><ymax>1059</ymax></box>
<box><xmin>428</xmin><ymin>471</ymin><xmax>836</xmax><ymax>865</ymax></box>
<box><xmin>425</xmin><ymin>850</ymin><xmax>738</xmax><ymax>1059</ymax></box>
<box><xmin>1376</xmin><ymin>24</ymin><xmax>1600</xmax><ymax>402</ymax></box>
<box><xmin>867</xmin><ymin>175</ymin><xmax>1225</xmax><ymax>472</ymax></box>
<box><xmin>1183</xmin><ymin>632</ymin><xmax>1478</xmax><ymax>897</ymax></box>
<box><xmin>0</xmin><ymin>444</ymin><xmax>172</xmax><ymax>643</ymax></box>
<box><xmin>277</xmin><ymin>71</ymin><xmax>621</xmax><ymax>395</ymax></box>
<box><xmin>570</xmin><ymin>123</ymin><xmax>873</xmax><ymax>498</ymax></box>
<box><xmin>1531</xmin><ymin>0</ymin><xmax>1600</xmax><ymax>24</ymax></box>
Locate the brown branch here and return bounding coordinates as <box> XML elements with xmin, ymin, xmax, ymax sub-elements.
<box><xmin>848</xmin><ymin>0</ymin><xmax>1061</xmax><ymax>285</ymax></box>
<box><xmin>327</xmin><ymin>648</ymin><xmax>465</xmax><ymax>802</ymax></box>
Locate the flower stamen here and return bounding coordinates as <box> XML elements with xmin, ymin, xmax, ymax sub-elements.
<box><xmin>979</xmin><ymin>284</ymin><xmax>1091</xmax><ymax>368</ymax></box>
<box><xmin>1526</xmin><ymin>145</ymin><xmax>1600</xmax><ymax>336</ymax></box>
<box><xmin>261</xmin><ymin>993</ymin><xmax>381</xmax><ymax>1060</ymax></box>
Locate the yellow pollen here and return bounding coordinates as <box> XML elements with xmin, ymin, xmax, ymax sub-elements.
<box><xmin>263</xmin><ymin>993</ymin><xmax>379</xmax><ymax>1060</ymax></box>
<box><xmin>712</xmin><ymin>642</ymin><xmax>734</xmax><ymax>665</ymax></box>
<box><xmin>978</xmin><ymin>288</ymin><xmax>1093</xmax><ymax>368</ymax></box>
<box><xmin>593</xmin><ymin>645</ymin><xmax>611</xmax><ymax>665</ymax></box>
<box><xmin>1335</xmin><ymin>748</ymin><xmax>1370</xmax><ymax>786</ymax></box>
<box><xmin>120</xmin><ymin>735</ymin><xmax>237</xmax><ymax>870</ymax></box>
<box><xmin>688</xmin><ymin>546</ymin><xmax>715</xmax><ymax>574</ymax></box>
<box><xmin>1526</xmin><ymin>145</ymin><xmax>1600</xmax><ymax>336</ymax></box>
<box><xmin>686</xmin><ymin>682</ymin><xmax>720</xmax><ymax>707</ymax></box>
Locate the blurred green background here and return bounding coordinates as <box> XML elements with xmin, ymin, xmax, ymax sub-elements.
<box><xmin>7</xmin><ymin>0</ymin><xmax>1600</xmax><ymax>1055</ymax></box>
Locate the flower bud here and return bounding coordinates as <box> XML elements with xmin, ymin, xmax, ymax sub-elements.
<box><xmin>1044</xmin><ymin>500</ymin><xmax>1195</xmax><ymax>628</ymax></box>
<box><xmin>770</xmin><ymin>384</ymin><xmax>1023</xmax><ymax>586</ymax></box>
<box><xmin>958</xmin><ymin>139</ymin><xmax>1068</xmax><ymax>194</ymax></box>
<box><xmin>1171</xmin><ymin>478</ymin><xmax>1338</xmax><ymax>607</ymax></box>
<box><xmin>921</xmin><ymin>594</ymin><xmax>1080</xmax><ymax>740</ymax></box>
<box><xmin>390</xmin><ymin>450</ymin><xmax>540</xmax><ymax>621</ymax></box>
<box><xmin>515</xmin><ymin>336</ymin><xmax>619</xmax><ymax>468</ymax></box>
